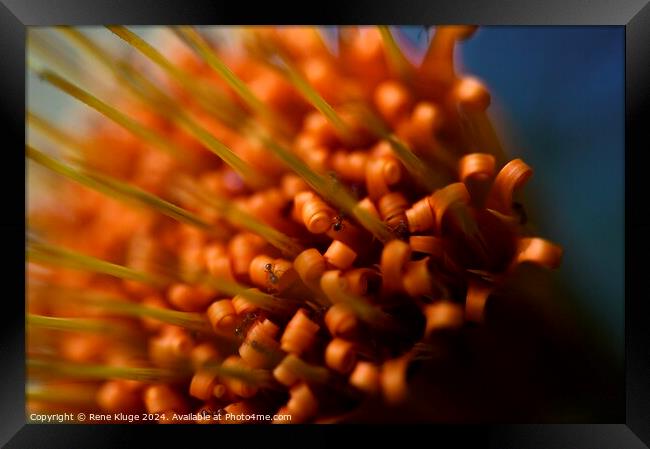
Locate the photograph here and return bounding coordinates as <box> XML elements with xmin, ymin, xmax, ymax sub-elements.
<box><xmin>25</xmin><ymin>25</ymin><xmax>624</xmax><ymax>425</ymax></box>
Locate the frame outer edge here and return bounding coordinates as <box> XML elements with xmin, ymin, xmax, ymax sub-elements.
<box><xmin>626</xmin><ymin>0</ymin><xmax>650</xmax><ymax>447</ymax></box>
<box><xmin>0</xmin><ymin>0</ymin><xmax>27</xmax><ymax>446</ymax></box>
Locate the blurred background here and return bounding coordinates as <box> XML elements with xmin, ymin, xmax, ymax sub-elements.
<box><xmin>27</xmin><ymin>26</ymin><xmax>625</xmax><ymax>420</ymax></box>
<box><xmin>463</xmin><ymin>27</ymin><xmax>624</xmax><ymax>360</ymax></box>
<box><xmin>400</xmin><ymin>26</ymin><xmax>625</xmax><ymax>360</ymax></box>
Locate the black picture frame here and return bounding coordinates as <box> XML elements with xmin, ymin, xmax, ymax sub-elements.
<box><xmin>3</xmin><ymin>0</ymin><xmax>649</xmax><ymax>447</ymax></box>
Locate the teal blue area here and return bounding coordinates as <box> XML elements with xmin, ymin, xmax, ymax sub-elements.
<box><xmin>396</xmin><ymin>26</ymin><xmax>625</xmax><ymax>354</ymax></box>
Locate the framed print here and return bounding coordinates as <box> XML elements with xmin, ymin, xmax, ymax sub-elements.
<box><xmin>1</xmin><ymin>0</ymin><xmax>648</xmax><ymax>447</ymax></box>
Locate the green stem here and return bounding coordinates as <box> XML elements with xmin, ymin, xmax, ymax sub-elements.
<box><xmin>35</xmin><ymin>68</ymin><xmax>192</xmax><ymax>164</ymax></box>
<box><xmin>348</xmin><ymin>103</ymin><xmax>446</xmax><ymax>192</ymax></box>
<box><xmin>49</xmin><ymin>31</ymin><xmax>268</xmax><ymax>188</ymax></box>
<box><xmin>251</xmin><ymin>128</ymin><xmax>393</xmax><ymax>242</ymax></box>
<box><xmin>27</xmin><ymin>384</ymin><xmax>98</xmax><ymax>405</ymax></box>
<box><xmin>378</xmin><ymin>26</ymin><xmax>414</xmax><ymax>81</ymax></box>
<box><xmin>173</xmin><ymin>26</ymin><xmax>292</xmax><ymax>138</ymax></box>
<box><xmin>27</xmin><ymin>145</ymin><xmax>222</xmax><ymax>236</ymax></box>
<box><xmin>173</xmin><ymin>177</ymin><xmax>303</xmax><ymax>257</ymax></box>
<box><xmin>27</xmin><ymin>111</ymin><xmax>86</xmax><ymax>157</ymax></box>
<box><xmin>27</xmin><ymin>239</ymin><xmax>166</xmax><ymax>286</ymax></box>
<box><xmin>106</xmin><ymin>26</ymin><xmax>246</xmax><ymax>128</ymax></box>
<box><xmin>202</xmin><ymin>359</ymin><xmax>274</xmax><ymax>387</ymax></box>
<box><xmin>27</xmin><ymin>314</ymin><xmax>136</xmax><ymax>337</ymax></box>
<box><xmin>31</xmin><ymin>283</ymin><xmax>216</xmax><ymax>334</ymax></box>
<box><xmin>28</xmin><ymin>359</ymin><xmax>184</xmax><ymax>382</ymax></box>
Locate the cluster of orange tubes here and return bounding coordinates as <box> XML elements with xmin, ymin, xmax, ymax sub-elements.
<box><xmin>26</xmin><ymin>26</ymin><xmax>562</xmax><ymax>423</ymax></box>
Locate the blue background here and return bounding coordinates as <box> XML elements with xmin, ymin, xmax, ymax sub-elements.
<box><xmin>398</xmin><ymin>26</ymin><xmax>625</xmax><ymax>355</ymax></box>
